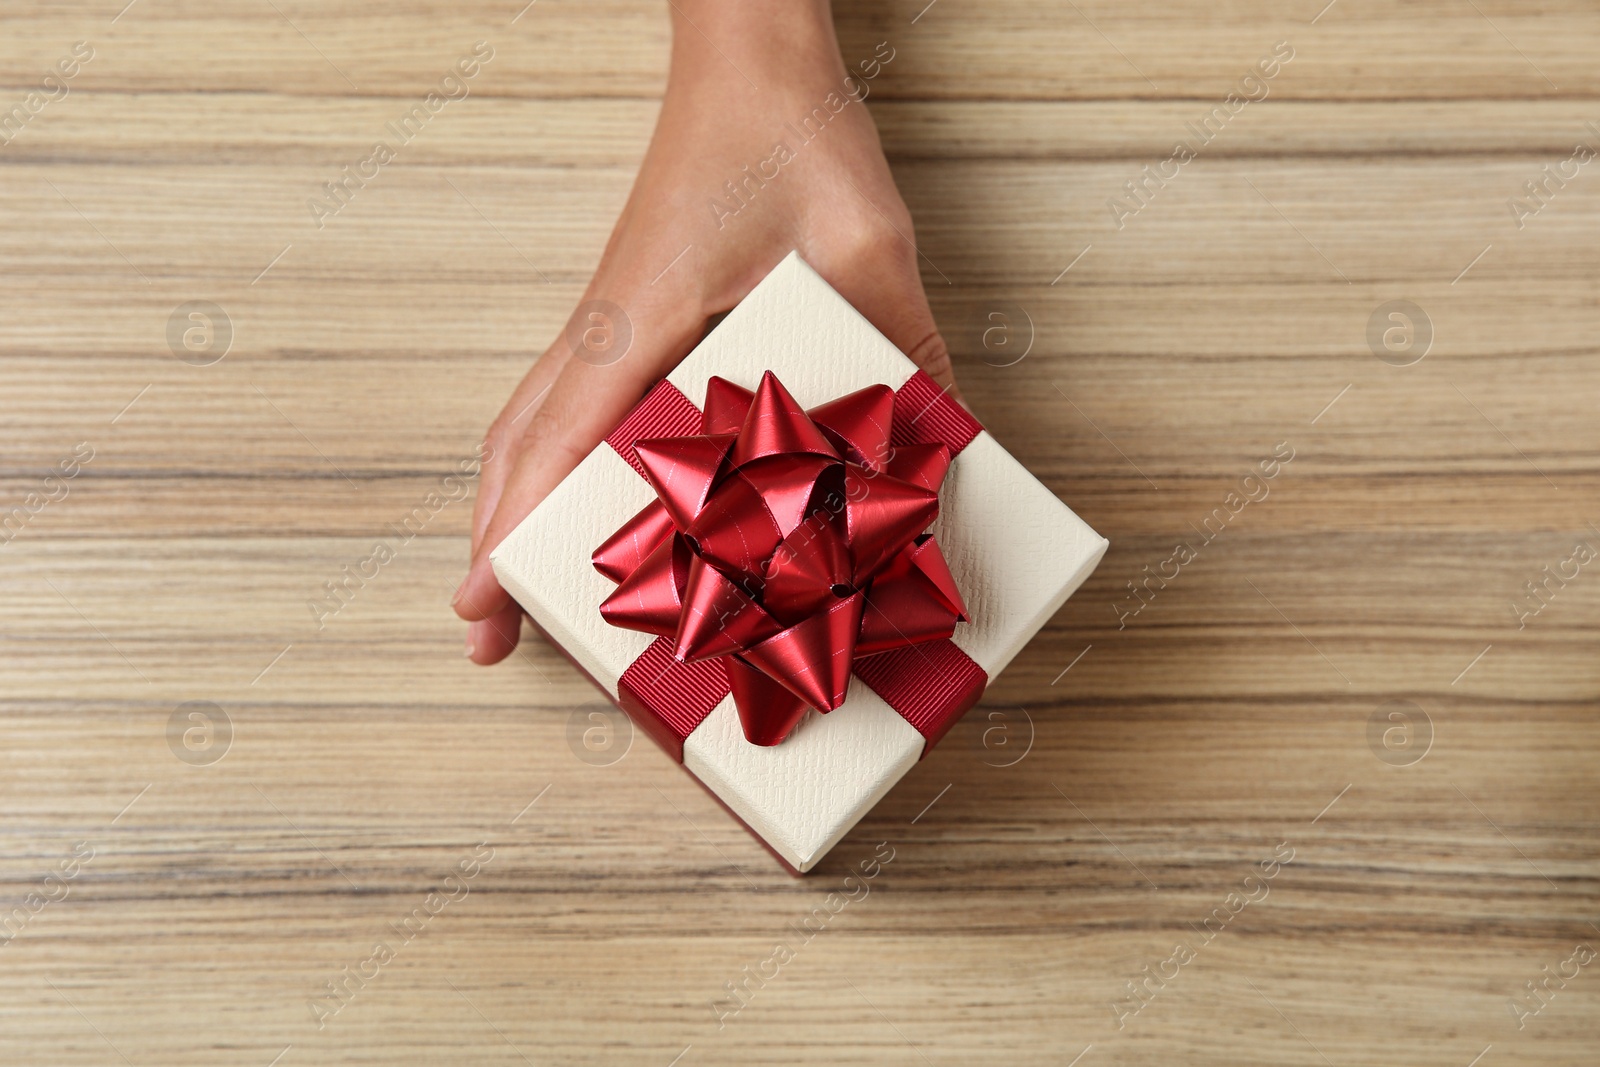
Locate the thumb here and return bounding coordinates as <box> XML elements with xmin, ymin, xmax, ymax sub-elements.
<box><xmin>455</xmin><ymin>294</ymin><xmax>705</xmax><ymax>663</ymax></box>
<box><xmin>817</xmin><ymin>239</ymin><xmax>961</xmax><ymax>403</ymax></box>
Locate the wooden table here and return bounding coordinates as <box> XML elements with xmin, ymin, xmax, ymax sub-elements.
<box><xmin>3</xmin><ymin>1</ymin><xmax>1596</xmax><ymax>1063</ymax></box>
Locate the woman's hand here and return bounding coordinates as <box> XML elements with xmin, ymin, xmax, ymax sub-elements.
<box><xmin>453</xmin><ymin>0</ymin><xmax>958</xmax><ymax>664</ymax></box>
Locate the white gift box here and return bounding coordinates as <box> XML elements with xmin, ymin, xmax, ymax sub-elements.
<box><xmin>492</xmin><ymin>252</ymin><xmax>1106</xmax><ymax>873</ymax></box>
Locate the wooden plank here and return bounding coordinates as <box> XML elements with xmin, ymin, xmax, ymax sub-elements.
<box><xmin>3</xmin><ymin>1</ymin><xmax>1596</xmax><ymax>98</ymax></box>
<box><xmin>7</xmin><ymin>97</ymin><xmax>1600</xmax><ymax>166</ymax></box>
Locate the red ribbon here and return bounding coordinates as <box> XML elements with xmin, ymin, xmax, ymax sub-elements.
<box><xmin>595</xmin><ymin>370</ymin><xmax>987</xmax><ymax>755</ymax></box>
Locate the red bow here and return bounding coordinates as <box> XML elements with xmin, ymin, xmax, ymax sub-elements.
<box><xmin>593</xmin><ymin>371</ymin><xmax>968</xmax><ymax>746</ymax></box>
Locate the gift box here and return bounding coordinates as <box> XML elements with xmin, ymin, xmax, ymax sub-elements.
<box><xmin>491</xmin><ymin>252</ymin><xmax>1107</xmax><ymax>873</ymax></box>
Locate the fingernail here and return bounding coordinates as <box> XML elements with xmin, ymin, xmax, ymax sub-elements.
<box><xmin>451</xmin><ymin>580</ymin><xmax>466</xmax><ymax>608</ymax></box>
<box><xmin>464</xmin><ymin>637</ymin><xmax>476</xmax><ymax>660</ymax></box>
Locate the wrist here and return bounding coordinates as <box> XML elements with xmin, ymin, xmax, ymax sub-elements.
<box><xmin>667</xmin><ymin>0</ymin><xmax>847</xmax><ymax>96</ymax></box>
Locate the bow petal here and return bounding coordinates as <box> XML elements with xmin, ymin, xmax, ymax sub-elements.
<box><xmin>592</xmin><ymin>498</ymin><xmax>676</xmax><ymax>583</ymax></box>
<box><xmin>701</xmin><ymin>376</ymin><xmax>755</xmax><ymax>435</ymax></box>
<box><xmin>598</xmin><ymin>533</ymin><xmax>690</xmax><ymax>637</ymax></box>
<box><xmin>842</xmin><ymin>466</ymin><xmax>939</xmax><ymax>584</ymax></box>
<box><xmin>855</xmin><ymin>540</ymin><xmax>964</xmax><ymax>655</ymax></box>
<box><xmin>634</xmin><ymin>433</ymin><xmax>736</xmax><ymax>530</ymax></box>
<box><xmin>808</xmin><ymin>384</ymin><xmax>895</xmax><ymax>473</ymax></box>
<box><xmin>886</xmin><ymin>441</ymin><xmax>951</xmax><ymax>493</ymax></box>
<box><xmin>726</xmin><ymin>655</ymin><xmax>812</xmax><ymax>746</ymax></box>
<box><xmin>741</xmin><ymin>592</ymin><xmax>863</xmax><ymax>713</ymax></box>
<box><xmin>905</xmin><ymin>535</ymin><xmax>966</xmax><ymax>620</ymax></box>
<box><xmin>673</xmin><ymin>554</ymin><xmax>782</xmax><ymax>662</ymax></box>
<box><xmin>761</xmin><ymin>509</ymin><xmax>854</xmax><ymax>625</ymax></box>
<box><xmin>738</xmin><ymin>453</ymin><xmax>838</xmax><ymax>538</ymax></box>
<box><xmin>731</xmin><ymin>371</ymin><xmax>838</xmax><ymax>467</ymax></box>
<box><xmin>684</xmin><ymin>472</ymin><xmax>784</xmax><ymax>582</ymax></box>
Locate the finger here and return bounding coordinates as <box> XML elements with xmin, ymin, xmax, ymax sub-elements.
<box><xmin>817</xmin><ymin>233</ymin><xmax>962</xmax><ymax>402</ymax></box>
<box><xmin>466</xmin><ymin>601</ymin><xmax>524</xmax><ymax>665</ymax></box>
<box><xmin>454</xmin><ymin>299</ymin><xmax>706</xmax><ymax>623</ymax></box>
<box><xmin>469</xmin><ymin>342</ymin><xmax>570</xmax><ymax>561</ymax></box>
<box><xmin>453</xmin><ymin>347</ymin><xmax>566</xmax><ymax>625</ymax></box>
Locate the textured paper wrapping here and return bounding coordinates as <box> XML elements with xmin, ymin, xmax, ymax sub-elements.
<box><xmin>492</xmin><ymin>252</ymin><xmax>1107</xmax><ymax>872</ymax></box>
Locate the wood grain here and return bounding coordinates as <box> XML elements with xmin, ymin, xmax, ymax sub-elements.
<box><xmin>2</xmin><ymin>0</ymin><xmax>1597</xmax><ymax>1064</ymax></box>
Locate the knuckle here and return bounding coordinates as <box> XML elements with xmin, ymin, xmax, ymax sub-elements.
<box><xmin>518</xmin><ymin>409</ymin><xmax>586</xmax><ymax>472</ymax></box>
<box><xmin>905</xmin><ymin>330</ymin><xmax>955</xmax><ymax>384</ymax></box>
<box><xmin>819</xmin><ymin>197</ymin><xmax>914</xmax><ymax>264</ymax></box>
<box><xmin>479</xmin><ymin>434</ymin><xmax>503</xmax><ymax>468</ymax></box>
<box><xmin>848</xmin><ymin>218</ymin><xmax>914</xmax><ymax>264</ymax></box>
<box><xmin>483</xmin><ymin>419</ymin><xmax>514</xmax><ymax>460</ymax></box>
